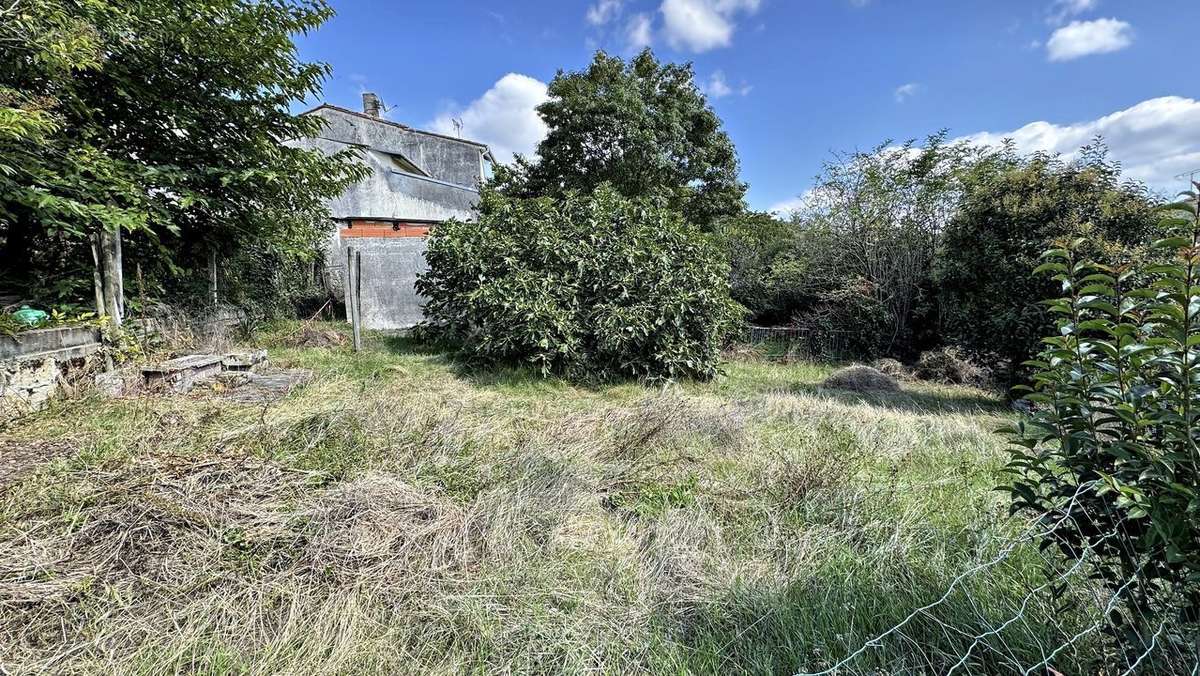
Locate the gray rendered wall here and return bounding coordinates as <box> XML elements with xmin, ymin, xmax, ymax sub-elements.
<box><xmin>339</xmin><ymin>236</ymin><xmax>429</xmax><ymax>331</ymax></box>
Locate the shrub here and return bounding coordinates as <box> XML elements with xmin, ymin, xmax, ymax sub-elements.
<box><xmin>913</xmin><ymin>346</ymin><xmax>989</xmax><ymax>388</ymax></box>
<box><xmin>1002</xmin><ymin>190</ymin><xmax>1200</xmax><ymax>649</ymax></box>
<box><xmin>935</xmin><ymin>143</ymin><xmax>1157</xmax><ymax>387</ymax></box>
<box><xmin>821</xmin><ymin>365</ymin><xmax>900</xmax><ymax>394</ymax></box>
<box><xmin>793</xmin><ymin>278</ymin><xmax>891</xmax><ymax>359</ymax></box>
<box><xmin>416</xmin><ymin>185</ymin><xmax>742</xmax><ymax>381</ymax></box>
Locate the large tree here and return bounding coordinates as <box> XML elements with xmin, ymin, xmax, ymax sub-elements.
<box><xmin>935</xmin><ymin>140</ymin><xmax>1157</xmax><ymax>387</ymax></box>
<box><xmin>0</xmin><ymin>0</ymin><xmax>363</xmax><ymax>313</ymax></box>
<box><xmin>501</xmin><ymin>49</ymin><xmax>746</xmax><ymax>231</ymax></box>
<box><xmin>784</xmin><ymin>133</ymin><xmax>978</xmax><ymax>355</ymax></box>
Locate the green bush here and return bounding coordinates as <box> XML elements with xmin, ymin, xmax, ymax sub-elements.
<box><xmin>793</xmin><ymin>278</ymin><xmax>890</xmax><ymax>359</ymax></box>
<box><xmin>936</xmin><ymin>143</ymin><xmax>1157</xmax><ymax>387</ymax></box>
<box><xmin>416</xmin><ymin>185</ymin><xmax>742</xmax><ymax>381</ymax></box>
<box><xmin>1003</xmin><ymin>190</ymin><xmax>1200</xmax><ymax>652</ymax></box>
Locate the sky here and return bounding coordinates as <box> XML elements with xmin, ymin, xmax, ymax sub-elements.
<box><xmin>295</xmin><ymin>0</ymin><xmax>1200</xmax><ymax>213</ymax></box>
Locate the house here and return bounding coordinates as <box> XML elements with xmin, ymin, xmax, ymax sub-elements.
<box><xmin>293</xmin><ymin>93</ymin><xmax>494</xmax><ymax>330</ymax></box>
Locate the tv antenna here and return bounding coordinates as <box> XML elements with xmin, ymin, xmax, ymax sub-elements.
<box><xmin>451</xmin><ymin>118</ymin><xmax>463</xmax><ymax>138</ymax></box>
<box><xmin>1175</xmin><ymin>167</ymin><xmax>1200</xmax><ymax>189</ymax></box>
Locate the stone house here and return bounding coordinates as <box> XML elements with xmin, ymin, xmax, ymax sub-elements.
<box><xmin>293</xmin><ymin>93</ymin><xmax>494</xmax><ymax>329</ymax></box>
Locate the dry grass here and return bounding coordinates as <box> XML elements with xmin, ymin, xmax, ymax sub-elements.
<box><xmin>0</xmin><ymin>323</ymin><xmax>1108</xmax><ymax>674</ymax></box>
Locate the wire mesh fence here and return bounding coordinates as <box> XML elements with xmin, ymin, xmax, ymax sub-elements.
<box><xmin>793</xmin><ymin>480</ymin><xmax>1200</xmax><ymax>675</ymax></box>
<box><xmin>737</xmin><ymin>325</ymin><xmax>853</xmax><ymax>363</ymax></box>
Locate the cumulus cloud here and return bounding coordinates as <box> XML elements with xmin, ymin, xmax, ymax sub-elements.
<box><xmin>1046</xmin><ymin>0</ymin><xmax>1097</xmax><ymax>25</ymax></box>
<box><xmin>703</xmin><ymin>71</ymin><xmax>733</xmax><ymax>99</ymax></box>
<box><xmin>956</xmin><ymin>96</ymin><xmax>1200</xmax><ymax>193</ymax></box>
<box><xmin>626</xmin><ymin>12</ymin><xmax>654</xmax><ymax>50</ymax></box>
<box><xmin>894</xmin><ymin>82</ymin><xmax>920</xmax><ymax>103</ymax></box>
<box><xmin>660</xmin><ymin>0</ymin><xmax>761</xmax><ymax>53</ymax></box>
<box><xmin>587</xmin><ymin>0</ymin><xmax>624</xmax><ymax>26</ymax></box>
<box><xmin>701</xmin><ymin>71</ymin><xmax>751</xmax><ymax>99</ymax></box>
<box><xmin>430</xmin><ymin>74</ymin><xmax>549</xmax><ymax>164</ymax></box>
<box><xmin>1046</xmin><ymin>18</ymin><xmax>1133</xmax><ymax>61</ymax></box>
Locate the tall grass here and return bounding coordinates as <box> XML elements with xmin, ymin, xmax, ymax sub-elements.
<box><xmin>0</xmin><ymin>324</ymin><xmax>1105</xmax><ymax>674</ymax></box>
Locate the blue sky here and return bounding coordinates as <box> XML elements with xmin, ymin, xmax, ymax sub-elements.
<box><xmin>296</xmin><ymin>0</ymin><xmax>1200</xmax><ymax>212</ymax></box>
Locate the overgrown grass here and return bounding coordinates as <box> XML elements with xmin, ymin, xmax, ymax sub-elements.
<box><xmin>0</xmin><ymin>322</ymin><xmax>1109</xmax><ymax>674</ymax></box>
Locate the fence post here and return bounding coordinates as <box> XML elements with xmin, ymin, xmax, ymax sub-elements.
<box><xmin>352</xmin><ymin>250</ymin><xmax>362</xmax><ymax>352</ymax></box>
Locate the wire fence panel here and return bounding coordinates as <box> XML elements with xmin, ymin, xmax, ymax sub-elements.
<box><xmin>791</xmin><ymin>481</ymin><xmax>1200</xmax><ymax>675</ymax></box>
<box><xmin>740</xmin><ymin>325</ymin><xmax>852</xmax><ymax>363</ymax></box>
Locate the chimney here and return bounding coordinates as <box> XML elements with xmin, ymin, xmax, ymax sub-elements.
<box><xmin>362</xmin><ymin>92</ymin><xmax>381</xmax><ymax>118</ymax></box>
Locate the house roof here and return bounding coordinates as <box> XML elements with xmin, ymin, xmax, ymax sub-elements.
<box><xmin>300</xmin><ymin>103</ymin><xmax>495</xmax><ymax>162</ymax></box>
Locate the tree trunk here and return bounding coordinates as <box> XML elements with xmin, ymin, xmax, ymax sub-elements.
<box><xmin>98</xmin><ymin>228</ymin><xmax>123</xmax><ymax>327</ymax></box>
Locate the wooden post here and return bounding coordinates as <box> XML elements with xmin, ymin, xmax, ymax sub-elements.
<box><xmin>344</xmin><ymin>246</ymin><xmax>354</xmax><ymax>323</ymax></box>
<box><xmin>208</xmin><ymin>249</ymin><xmax>218</xmax><ymax>307</ymax></box>
<box><xmin>98</xmin><ymin>228</ymin><xmax>123</xmax><ymax>327</ymax></box>
<box><xmin>89</xmin><ymin>233</ymin><xmax>105</xmax><ymax>316</ymax></box>
<box><xmin>352</xmin><ymin>250</ymin><xmax>362</xmax><ymax>352</ymax></box>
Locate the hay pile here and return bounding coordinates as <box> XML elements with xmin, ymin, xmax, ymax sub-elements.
<box><xmin>286</xmin><ymin>323</ymin><xmax>348</xmax><ymax>348</ymax></box>
<box><xmin>821</xmin><ymin>365</ymin><xmax>901</xmax><ymax>393</ymax></box>
<box><xmin>914</xmin><ymin>347</ymin><xmax>990</xmax><ymax>388</ymax></box>
<box><xmin>871</xmin><ymin>358</ymin><xmax>910</xmax><ymax>380</ymax></box>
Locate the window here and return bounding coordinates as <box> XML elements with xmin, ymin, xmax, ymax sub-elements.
<box><xmin>389</xmin><ymin>153</ymin><xmax>427</xmax><ymax>177</ymax></box>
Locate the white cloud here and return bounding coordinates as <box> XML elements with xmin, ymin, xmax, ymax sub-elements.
<box><xmin>955</xmin><ymin>96</ymin><xmax>1200</xmax><ymax>193</ymax></box>
<box><xmin>700</xmin><ymin>71</ymin><xmax>752</xmax><ymax>99</ymax></box>
<box><xmin>1047</xmin><ymin>0</ymin><xmax>1097</xmax><ymax>26</ymax></box>
<box><xmin>587</xmin><ymin>0</ymin><xmax>623</xmax><ymax>26</ymax></box>
<box><xmin>1046</xmin><ymin>18</ymin><xmax>1132</xmax><ymax>61</ymax></box>
<box><xmin>626</xmin><ymin>12</ymin><xmax>654</xmax><ymax>51</ymax></box>
<box><xmin>767</xmin><ymin>188</ymin><xmax>824</xmax><ymax>217</ymax></box>
<box><xmin>660</xmin><ymin>0</ymin><xmax>761</xmax><ymax>53</ymax></box>
<box><xmin>430</xmin><ymin>74</ymin><xmax>549</xmax><ymax>164</ymax></box>
<box><xmin>703</xmin><ymin>71</ymin><xmax>733</xmax><ymax>98</ymax></box>
<box><xmin>894</xmin><ymin>82</ymin><xmax>920</xmax><ymax>103</ymax></box>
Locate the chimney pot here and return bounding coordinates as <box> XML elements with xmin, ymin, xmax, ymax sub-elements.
<box><xmin>362</xmin><ymin>92</ymin><xmax>381</xmax><ymax>118</ymax></box>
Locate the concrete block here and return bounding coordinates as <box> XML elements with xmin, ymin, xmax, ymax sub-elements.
<box><xmin>0</xmin><ymin>326</ymin><xmax>102</xmax><ymax>361</ymax></box>
<box><xmin>222</xmin><ymin>349</ymin><xmax>268</xmax><ymax>372</ymax></box>
<box><xmin>143</xmin><ymin>354</ymin><xmax>224</xmax><ymax>393</ymax></box>
<box><xmin>94</xmin><ymin>367</ymin><xmax>140</xmax><ymax>398</ymax></box>
<box><xmin>1</xmin><ymin>357</ymin><xmax>58</xmax><ymax>423</ymax></box>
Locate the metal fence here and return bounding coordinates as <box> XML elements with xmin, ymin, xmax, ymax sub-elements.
<box><xmin>737</xmin><ymin>325</ymin><xmax>852</xmax><ymax>363</ymax></box>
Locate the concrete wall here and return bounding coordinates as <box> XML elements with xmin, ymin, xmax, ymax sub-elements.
<box><xmin>293</xmin><ymin>105</ymin><xmax>491</xmax><ymax>331</ymax></box>
<box><xmin>306</xmin><ymin>106</ymin><xmax>486</xmax><ymax>188</ymax></box>
<box><xmin>294</xmin><ymin>137</ymin><xmax>480</xmax><ymax>222</ymax></box>
<box><xmin>338</xmin><ymin>236</ymin><xmax>429</xmax><ymax>330</ymax></box>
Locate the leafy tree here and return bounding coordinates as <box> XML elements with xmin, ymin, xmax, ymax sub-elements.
<box><xmin>711</xmin><ymin>210</ymin><xmax>806</xmax><ymax>323</ymax></box>
<box><xmin>1003</xmin><ymin>190</ymin><xmax>1200</xmax><ymax>661</ymax></box>
<box><xmin>0</xmin><ymin>0</ymin><xmax>363</xmax><ymax>311</ymax></box>
<box><xmin>416</xmin><ymin>184</ymin><xmax>742</xmax><ymax>381</ymax></box>
<box><xmin>499</xmin><ymin>50</ymin><xmax>746</xmax><ymax>231</ymax></box>
<box><xmin>784</xmin><ymin>133</ymin><xmax>976</xmax><ymax>356</ymax></box>
<box><xmin>936</xmin><ymin>141</ymin><xmax>1157</xmax><ymax>387</ymax></box>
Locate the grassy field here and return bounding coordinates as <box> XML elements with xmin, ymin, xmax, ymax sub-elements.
<box><xmin>0</xmin><ymin>324</ymin><xmax>1105</xmax><ymax>674</ymax></box>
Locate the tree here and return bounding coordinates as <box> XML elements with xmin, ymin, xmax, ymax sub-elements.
<box><xmin>935</xmin><ymin>140</ymin><xmax>1157</xmax><ymax>387</ymax></box>
<box><xmin>711</xmin><ymin>210</ymin><xmax>804</xmax><ymax>324</ymax></box>
<box><xmin>785</xmin><ymin>133</ymin><xmax>976</xmax><ymax>356</ymax></box>
<box><xmin>416</xmin><ymin>184</ymin><xmax>742</xmax><ymax>381</ymax></box>
<box><xmin>500</xmin><ymin>49</ymin><xmax>746</xmax><ymax>231</ymax></box>
<box><xmin>0</xmin><ymin>0</ymin><xmax>364</xmax><ymax>317</ymax></box>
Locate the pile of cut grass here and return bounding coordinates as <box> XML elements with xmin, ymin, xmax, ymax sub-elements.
<box><xmin>0</xmin><ymin>323</ymin><xmax>1108</xmax><ymax>674</ymax></box>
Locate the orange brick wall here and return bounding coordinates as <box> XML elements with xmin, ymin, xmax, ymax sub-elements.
<box><xmin>340</xmin><ymin>220</ymin><xmax>432</xmax><ymax>238</ymax></box>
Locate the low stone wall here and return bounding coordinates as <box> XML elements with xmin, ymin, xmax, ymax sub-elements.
<box><xmin>0</xmin><ymin>325</ymin><xmax>102</xmax><ymax>361</ymax></box>
<box><xmin>0</xmin><ymin>357</ymin><xmax>60</xmax><ymax>424</ymax></box>
<box><xmin>0</xmin><ymin>325</ymin><xmax>103</xmax><ymax>426</ymax></box>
